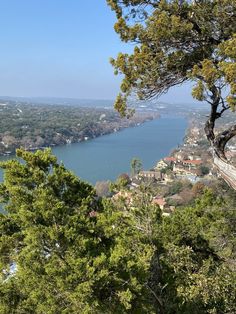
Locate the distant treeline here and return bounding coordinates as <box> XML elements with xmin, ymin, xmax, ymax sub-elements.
<box><xmin>0</xmin><ymin>100</ymin><xmax>159</xmax><ymax>155</ymax></box>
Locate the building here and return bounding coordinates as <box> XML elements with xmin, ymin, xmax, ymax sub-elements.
<box><xmin>152</xmin><ymin>197</ymin><xmax>168</xmax><ymax>210</ymax></box>
<box><xmin>138</xmin><ymin>170</ymin><xmax>163</xmax><ymax>181</ymax></box>
<box><xmin>155</xmin><ymin>159</ymin><xmax>168</xmax><ymax>170</ymax></box>
<box><xmin>164</xmin><ymin>157</ymin><xmax>177</xmax><ymax>164</ymax></box>
<box><xmin>182</xmin><ymin>159</ymin><xmax>202</xmax><ymax>170</ymax></box>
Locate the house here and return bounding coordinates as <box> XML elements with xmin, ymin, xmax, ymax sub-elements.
<box><xmin>138</xmin><ymin>170</ymin><xmax>163</xmax><ymax>181</ymax></box>
<box><xmin>174</xmin><ymin>151</ymin><xmax>188</xmax><ymax>161</ymax></box>
<box><xmin>164</xmin><ymin>157</ymin><xmax>177</xmax><ymax>165</ymax></box>
<box><xmin>152</xmin><ymin>197</ymin><xmax>168</xmax><ymax>210</ymax></box>
<box><xmin>173</xmin><ymin>164</ymin><xmax>186</xmax><ymax>174</ymax></box>
<box><xmin>187</xmin><ymin>155</ymin><xmax>201</xmax><ymax>161</ymax></box>
<box><xmin>112</xmin><ymin>191</ymin><xmax>133</xmax><ymax>205</ymax></box>
<box><xmin>155</xmin><ymin>159</ymin><xmax>168</xmax><ymax>170</ymax></box>
<box><xmin>130</xmin><ymin>177</ymin><xmax>140</xmax><ymax>189</ymax></box>
<box><xmin>152</xmin><ymin>197</ymin><xmax>175</xmax><ymax>216</ymax></box>
<box><xmin>181</xmin><ymin>174</ymin><xmax>199</xmax><ymax>183</ymax></box>
<box><xmin>163</xmin><ymin>173</ymin><xmax>175</xmax><ymax>183</ymax></box>
<box><xmin>182</xmin><ymin>159</ymin><xmax>202</xmax><ymax>170</ymax></box>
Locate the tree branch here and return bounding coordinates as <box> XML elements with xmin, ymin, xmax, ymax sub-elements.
<box><xmin>214</xmin><ymin>124</ymin><xmax>236</xmax><ymax>160</ymax></box>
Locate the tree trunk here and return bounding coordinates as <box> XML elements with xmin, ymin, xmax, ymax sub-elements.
<box><xmin>148</xmin><ymin>251</ymin><xmax>165</xmax><ymax>314</ymax></box>
<box><xmin>203</xmin><ymin>88</ymin><xmax>236</xmax><ymax>191</ymax></box>
<box><xmin>214</xmin><ymin>124</ymin><xmax>236</xmax><ymax>159</ymax></box>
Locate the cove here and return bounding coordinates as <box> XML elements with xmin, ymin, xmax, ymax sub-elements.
<box><xmin>0</xmin><ymin>116</ymin><xmax>187</xmax><ymax>185</ymax></box>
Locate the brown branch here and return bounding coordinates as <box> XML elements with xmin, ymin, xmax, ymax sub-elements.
<box><xmin>204</xmin><ymin>85</ymin><xmax>220</xmax><ymax>143</ymax></box>
<box><xmin>214</xmin><ymin>124</ymin><xmax>236</xmax><ymax>160</ymax></box>
<box><xmin>146</xmin><ymin>283</ymin><xmax>164</xmax><ymax>314</ymax></box>
<box><xmin>216</xmin><ymin>97</ymin><xmax>230</xmax><ymax>118</ymax></box>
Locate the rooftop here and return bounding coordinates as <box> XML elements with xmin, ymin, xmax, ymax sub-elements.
<box><xmin>164</xmin><ymin>157</ymin><xmax>177</xmax><ymax>162</ymax></box>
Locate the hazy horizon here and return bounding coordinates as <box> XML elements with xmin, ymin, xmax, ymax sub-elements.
<box><xmin>0</xmin><ymin>1</ymin><xmax>196</xmax><ymax>104</ymax></box>
<box><xmin>0</xmin><ymin>94</ymin><xmax>202</xmax><ymax>107</ymax></box>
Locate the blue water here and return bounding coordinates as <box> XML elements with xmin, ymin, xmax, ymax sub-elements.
<box><xmin>0</xmin><ymin>116</ymin><xmax>186</xmax><ymax>184</ymax></box>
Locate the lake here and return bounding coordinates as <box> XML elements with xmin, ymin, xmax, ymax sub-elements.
<box><xmin>0</xmin><ymin>116</ymin><xmax>187</xmax><ymax>185</ymax></box>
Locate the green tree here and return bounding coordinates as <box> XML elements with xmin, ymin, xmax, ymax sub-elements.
<box><xmin>130</xmin><ymin>157</ymin><xmax>142</xmax><ymax>176</ymax></box>
<box><xmin>107</xmin><ymin>0</ymin><xmax>236</xmax><ymax>160</ymax></box>
<box><xmin>109</xmin><ymin>173</ymin><xmax>131</xmax><ymax>193</ymax></box>
<box><xmin>199</xmin><ymin>165</ymin><xmax>210</xmax><ymax>176</ymax></box>
<box><xmin>1</xmin><ymin>149</ymin><xmax>235</xmax><ymax>313</ymax></box>
<box><xmin>168</xmin><ymin>180</ymin><xmax>184</xmax><ymax>195</ymax></box>
<box><xmin>159</xmin><ymin>189</ymin><xmax>236</xmax><ymax>313</ymax></box>
<box><xmin>0</xmin><ymin>149</ymin><xmax>155</xmax><ymax>313</ymax></box>
<box><xmin>112</xmin><ymin>187</ymin><xmax>236</xmax><ymax>313</ymax></box>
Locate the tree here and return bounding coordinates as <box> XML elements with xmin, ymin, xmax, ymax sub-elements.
<box><xmin>130</xmin><ymin>157</ymin><xmax>142</xmax><ymax>176</ymax></box>
<box><xmin>160</xmin><ymin>189</ymin><xmax>236</xmax><ymax>313</ymax></box>
<box><xmin>199</xmin><ymin>165</ymin><xmax>210</xmax><ymax>176</ymax></box>
<box><xmin>107</xmin><ymin>0</ymin><xmax>236</xmax><ymax>161</ymax></box>
<box><xmin>0</xmin><ymin>149</ymin><xmax>235</xmax><ymax>313</ymax></box>
<box><xmin>191</xmin><ymin>181</ymin><xmax>205</xmax><ymax>197</ymax></box>
<box><xmin>112</xmin><ymin>186</ymin><xmax>236</xmax><ymax>313</ymax></box>
<box><xmin>0</xmin><ymin>149</ymin><xmax>156</xmax><ymax>313</ymax></box>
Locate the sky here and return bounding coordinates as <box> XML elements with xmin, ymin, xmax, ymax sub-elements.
<box><xmin>0</xmin><ymin>0</ymin><xmax>194</xmax><ymax>103</ymax></box>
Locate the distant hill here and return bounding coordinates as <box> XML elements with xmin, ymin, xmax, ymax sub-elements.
<box><xmin>0</xmin><ymin>96</ymin><xmax>206</xmax><ymax>111</ymax></box>
<box><xmin>0</xmin><ymin>100</ymin><xmax>159</xmax><ymax>155</ymax></box>
<box><xmin>0</xmin><ymin>96</ymin><xmax>114</xmax><ymax>108</ymax></box>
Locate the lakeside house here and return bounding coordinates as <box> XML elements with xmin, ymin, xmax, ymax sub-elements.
<box><xmin>143</xmin><ymin>154</ymin><xmax>204</xmax><ymax>185</ymax></box>
<box><xmin>152</xmin><ymin>197</ymin><xmax>168</xmax><ymax>210</ymax></box>
<box><xmin>155</xmin><ymin>159</ymin><xmax>168</xmax><ymax>170</ymax></box>
<box><xmin>152</xmin><ymin>197</ymin><xmax>175</xmax><ymax>216</ymax></box>
<box><xmin>182</xmin><ymin>159</ymin><xmax>202</xmax><ymax>169</ymax></box>
<box><xmin>138</xmin><ymin>170</ymin><xmax>163</xmax><ymax>181</ymax></box>
<box><xmin>164</xmin><ymin>156</ymin><xmax>177</xmax><ymax>163</ymax></box>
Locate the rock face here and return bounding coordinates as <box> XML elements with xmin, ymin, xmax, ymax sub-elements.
<box><xmin>214</xmin><ymin>155</ymin><xmax>236</xmax><ymax>191</ymax></box>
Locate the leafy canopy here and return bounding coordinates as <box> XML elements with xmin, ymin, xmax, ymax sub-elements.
<box><xmin>107</xmin><ymin>0</ymin><xmax>236</xmax><ymax>116</ymax></box>
<box><xmin>0</xmin><ymin>149</ymin><xmax>155</xmax><ymax>313</ymax></box>
<box><xmin>0</xmin><ymin>149</ymin><xmax>235</xmax><ymax>313</ymax></box>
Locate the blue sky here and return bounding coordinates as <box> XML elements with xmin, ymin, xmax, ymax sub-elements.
<box><xmin>0</xmin><ymin>0</ymin><xmax>194</xmax><ymax>103</ymax></box>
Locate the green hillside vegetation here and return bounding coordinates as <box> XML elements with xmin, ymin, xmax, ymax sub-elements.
<box><xmin>0</xmin><ymin>101</ymin><xmax>158</xmax><ymax>155</ymax></box>
<box><xmin>0</xmin><ymin>149</ymin><xmax>235</xmax><ymax>313</ymax></box>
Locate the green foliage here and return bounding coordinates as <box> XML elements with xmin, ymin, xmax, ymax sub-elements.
<box><xmin>160</xmin><ymin>164</ymin><xmax>173</xmax><ymax>174</ymax></box>
<box><xmin>109</xmin><ymin>173</ymin><xmax>131</xmax><ymax>193</ymax></box>
<box><xmin>168</xmin><ymin>180</ymin><xmax>183</xmax><ymax>195</ymax></box>
<box><xmin>0</xmin><ymin>150</ymin><xmax>235</xmax><ymax>313</ymax></box>
<box><xmin>107</xmin><ymin>0</ymin><xmax>236</xmax><ymax>115</ymax></box>
<box><xmin>199</xmin><ymin>165</ymin><xmax>210</xmax><ymax>176</ymax></box>
<box><xmin>0</xmin><ymin>149</ymin><xmax>155</xmax><ymax>313</ymax></box>
<box><xmin>0</xmin><ymin>102</ymin><xmax>117</xmax><ymax>155</ymax></box>
<box><xmin>130</xmin><ymin>157</ymin><xmax>142</xmax><ymax>176</ymax></box>
<box><xmin>117</xmin><ymin>173</ymin><xmax>131</xmax><ymax>187</ymax></box>
<box><xmin>0</xmin><ymin>101</ymin><xmax>156</xmax><ymax>155</ymax></box>
<box><xmin>160</xmin><ymin>189</ymin><xmax>236</xmax><ymax>313</ymax></box>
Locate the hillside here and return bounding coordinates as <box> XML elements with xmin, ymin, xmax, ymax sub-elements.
<box><xmin>0</xmin><ymin>100</ymin><xmax>159</xmax><ymax>155</ymax></box>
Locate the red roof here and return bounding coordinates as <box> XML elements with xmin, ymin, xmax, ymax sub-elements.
<box><xmin>164</xmin><ymin>157</ymin><xmax>177</xmax><ymax>162</ymax></box>
<box><xmin>153</xmin><ymin>198</ymin><xmax>167</xmax><ymax>206</ymax></box>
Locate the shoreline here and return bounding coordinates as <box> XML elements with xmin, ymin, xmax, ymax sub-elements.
<box><xmin>0</xmin><ymin>114</ymin><xmax>160</xmax><ymax>158</ymax></box>
<box><xmin>0</xmin><ymin>115</ymin><xmax>187</xmax><ymax>185</ymax></box>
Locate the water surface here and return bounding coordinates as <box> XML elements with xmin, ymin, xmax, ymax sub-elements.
<box><xmin>0</xmin><ymin>116</ymin><xmax>186</xmax><ymax>184</ymax></box>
